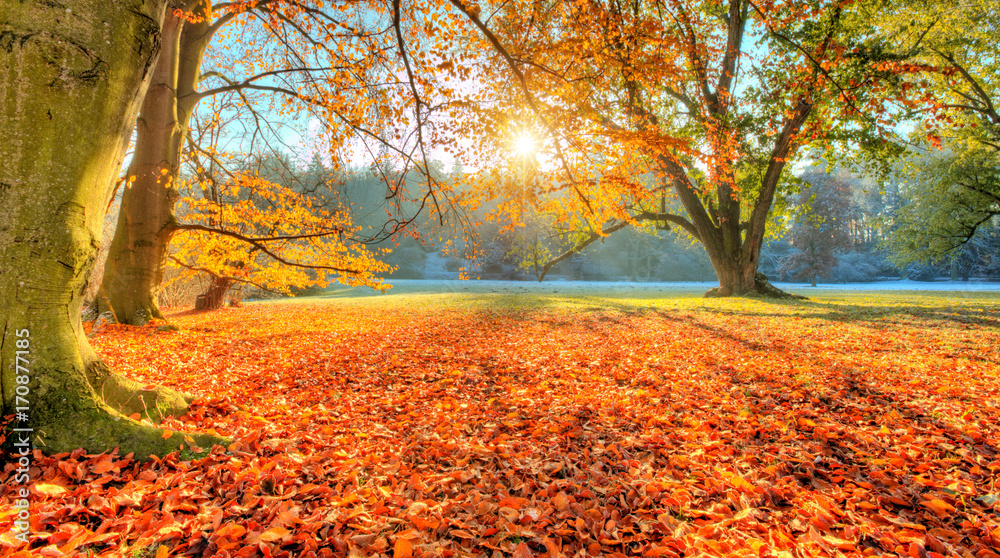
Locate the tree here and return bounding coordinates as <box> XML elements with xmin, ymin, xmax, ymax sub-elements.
<box><xmin>439</xmin><ymin>0</ymin><xmax>932</xmax><ymax>295</ymax></box>
<box><xmin>168</xmin><ymin>159</ymin><xmax>393</xmax><ymax>309</ymax></box>
<box><xmin>779</xmin><ymin>169</ymin><xmax>855</xmax><ymax>286</ymax></box>
<box><xmin>874</xmin><ymin>0</ymin><xmax>1000</xmax><ymax>266</ymax></box>
<box><xmin>94</xmin><ymin>0</ymin><xmax>409</xmax><ymax>324</ymax></box>
<box><xmin>1</xmin><ymin>0</ymin><xmax>223</xmax><ymax>456</ymax></box>
<box><xmin>884</xmin><ymin>140</ymin><xmax>1000</xmax><ymax>267</ymax></box>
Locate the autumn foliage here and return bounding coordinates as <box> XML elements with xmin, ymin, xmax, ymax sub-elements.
<box><xmin>170</xmin><ymin>173</ymin><xmax>392</xmax><ymax>300</ymax></box>
<box><xmin>429</xmin><ymin>0</ymin><xmax>944</xmax><ymax>293</ymax></box>
<box><xmin>2</xmin><ymin>289</ymin><xmax>999</xmax><ymax>557</ymax></box>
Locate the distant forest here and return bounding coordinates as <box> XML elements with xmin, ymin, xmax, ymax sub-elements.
<box><xmin>89</xmin><ymin>148</ymin><xmax>1000</xmax><ymax>309</ymax></box>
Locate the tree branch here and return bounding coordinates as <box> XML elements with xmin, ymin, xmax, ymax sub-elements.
<box><xmin>538</xmin><ymin>220</ymin><xmax>632</xmax><ymax>281</ymax></box>
<box><xmin>446</xmin><ymin>0</ymin><xmax>595</xmax><ymax>214</ymax></box>
<box><xmin>176</xmin><ymin>223</ymin><xmax>347</xmax><ymax>242</ymax></box>
<box><xmin>174</xmin><ymin>225</ymin><xmax>363</xmax><ymax>274</ymax></box>
<box><xmin>168</xmin><ymin>255</ymin><xmax>282</xmax><ymax>294</ymax></box>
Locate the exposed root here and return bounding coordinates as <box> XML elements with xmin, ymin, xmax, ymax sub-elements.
<box><xmin>86</xmin><ymin>360</ymin><xmax>194</xmax><ymax>422</ymax></box>
<box><xmin>704</xmin><ymin>273</ymin><xmax>808</xmax><ymax>300</ymax></box>
<box><xmin>32</xmin><ymin>402</ymin><xmax>229</xmax><ymax>461</ymax></box>
<box><xmin>751</xmin><ymin>272</ymin><xmax>808</xmax><ymax>300</ymax></box>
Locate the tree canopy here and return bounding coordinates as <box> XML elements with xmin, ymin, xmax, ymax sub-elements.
<box><xmin>428</xmin><ymin>0</ymin><xmax>940</xmax><ymax>294</ymax></box>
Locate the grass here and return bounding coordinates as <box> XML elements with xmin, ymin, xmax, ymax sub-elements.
<box><xmin>266</xmin><ymin>279</ymin><xmax>1000</xmax><ymax>325</ymax></box>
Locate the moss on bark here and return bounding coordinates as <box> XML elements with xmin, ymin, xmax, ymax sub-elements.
<box><xmin>1</xmin><ymin>0</ymin><xmax>228</xmax><ymax>460</ymax></box>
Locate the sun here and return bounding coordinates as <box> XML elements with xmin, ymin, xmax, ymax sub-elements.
<box><xmin>513</xmin><ymin>132</ymin><xmax>536</xmax><ymax>157</ymax></box>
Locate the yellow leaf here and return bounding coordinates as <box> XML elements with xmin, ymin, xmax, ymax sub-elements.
<box><xmin>34</xmin><ymin>483</ymin><xmax>67</xmax><ymax>496</ymax></box>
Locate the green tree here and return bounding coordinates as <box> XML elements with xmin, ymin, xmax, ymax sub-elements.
<box><xmin>885</xmin><ymin>140</ymin><xmax>1000</xmax><ymax>266</ymax></box>
<box><xmin>1</xmin><ymin>0</ymin><xmax>223</xmax><ymax>457</ymax></box>
<box><xmin>874</xmin><ymin>0</ymin><xmax>1000</xmax><ymax>266</ymax></box>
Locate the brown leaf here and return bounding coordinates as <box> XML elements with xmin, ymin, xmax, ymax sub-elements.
<box><xmin>552</xmin><ymin>492</ymin><xmax>570</xmax><ymax>512</ymax></box>
<box><xmin>513</xmin><ymin>542</ymin><xmax>533</xmax><ymax>558</ymax></box>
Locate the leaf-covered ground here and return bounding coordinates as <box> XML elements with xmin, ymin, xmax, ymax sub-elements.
<box><xmin>3</xmin><ymin>288</ymin><xmax>1000</xmax><ymax>558</ymax></box>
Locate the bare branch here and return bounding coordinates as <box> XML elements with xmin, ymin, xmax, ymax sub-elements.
<box><xmin>538</xmin><ymin>220</ymin><xmax>632</xmax><ymax>281</ymax></box>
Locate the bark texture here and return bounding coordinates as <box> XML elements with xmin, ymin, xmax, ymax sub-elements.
<box><xmin>655</xmin><ymin>98</ymin><xmax>814</xmax><ymax>297</ymax></box>
<box><xmin>97</xmin><ymin>10</ymin><xmax>211</xmax><ymax>325</ymax></box>
<box><xmin>195</xmin><ymin>276</ymin><xmax>233</xmax><ymax>310</ymax></box>
<box><xmin>0</xmin><ymin>0</ymin><xmax>225</xmax><ymax>458</ymax></box>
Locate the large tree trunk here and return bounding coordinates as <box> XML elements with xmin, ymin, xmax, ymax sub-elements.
<box><xmin>655</xmin><ymin>100</ymin><xmax>813</xmax><ymax>299</ymax></box>
<box><xmin>705</xmin><ymin>249</ymin><xmax>758</xmax><ymax>295</ymax></box>
<box><xmin>195</xmin><ymin>276</ymin><xmax>233</xmax><ymax>311</ymax></box>
<box><xmin>701</xmin><ymin>224</ymin><xmax>802</xmax><ymax>298</ymax></box>
<box><xmin>96</xmin><ymin>11</ymin><xmax>209</xmax><ymax>325</ymax></box>
<box><xmin>1</xmin><ymin>0</ymin><xmax>224</xmax><ymax>458</ymax></box>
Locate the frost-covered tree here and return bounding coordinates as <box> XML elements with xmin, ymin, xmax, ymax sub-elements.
<box><xmin>779</xmin><ymin>171</ymin><xmax>855</xmax><ymax>286</ymax></box>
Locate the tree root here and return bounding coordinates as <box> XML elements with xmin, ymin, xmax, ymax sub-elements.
<box><xmin>86</xmin><ymin>360</ymin><xmax>194</xmax><ymax>422</ymax></box>
<box><xmin>31</xmin><ymin>401</ymin><xmax>229</xmax><ymax>461</ymax></box>
<box><xmin>704</xmin><ymin>273</ymin><xmax>808</xmax><ymax>300</ymax></box>
<box><xmin>751</xmin><ymin>272</ymin><xmax>808</xmax><ymax>300</ymax></box>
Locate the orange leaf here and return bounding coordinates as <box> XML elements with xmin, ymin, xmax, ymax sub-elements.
<box><xmin>216</xmin><ymin>522</ymin><xmax>247</xmax><ymax>539</ymax></box>
<box><xmin>394</xmin><ymin>538</ymin><xmax>413</xmax><ymax>558</ymax></box>
<box><xmin>552</xmin><ymin>492</ymin><xmax>570</xmax><ymax>512</ymax></box>
<box><xmin>161</xmin><ymin>429</ymin><xmax>173</xmax><ymax>439</ymax></box>
<box><xmin>922</xmin><ymin>499</ymin><xmax>955</xmax><ymax>516</ymax></box>
<box><xmin>129</xmin><ymin>413</ymin><xmax>142</xmax><ymax>420</ymax></box>
<box><xmin>259</xmin><ymin>527</ymin><xmax>291</xmax><ymax>542</ymax></box>
<box><xmin>513</xmin><ymin>542</ymin><xmax>533</xmax><ymax>558</ymax></box>
<box><xmin>155</xmin><ymin>546</ymin><xmax>170</xmax><ymax>558</ymax></box>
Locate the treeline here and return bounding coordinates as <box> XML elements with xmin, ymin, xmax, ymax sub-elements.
<box><xmin>152</xmin><ymin>150</ymin><xmax>999</xmax><ymax>301</ymax></box>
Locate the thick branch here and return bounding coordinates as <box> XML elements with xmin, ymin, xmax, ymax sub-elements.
<box><xmin>744</xmin><ymin>99</ymin><xmax>814</xmax><ymax>250</ymax></box>
<box><xmin>538</xmin><ymin>221</ymin><xmax>632</xmax><ymax>281</ymax></box>
<box><xmin>168</xmin><ymin>255</ymin><xmax>281</xmax><ymax>294</ymax></box>
<box><xmin>635</xmin><ymin>211</ymin><xmax>701</xmax><ymax>240</ymax></box>
<box><xmin>174</xmin><ymin>225</ymin><xmax>362</xmax><ymax>274</ymax></box>
<box><xmin>715</xmin><ymin>0</ymin><xmax>747</xmax><ymax>115</ymax></box>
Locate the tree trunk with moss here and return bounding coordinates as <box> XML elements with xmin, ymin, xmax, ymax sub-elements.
<box><xmin>1</xmin><ymin>0</ymin><xmax>224</xmax><ymax>458</ymax></box>
<box><xmin>95</xmin><ymin>9</ymin><xmax>211</xmax><ymax>325</ymax></box>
